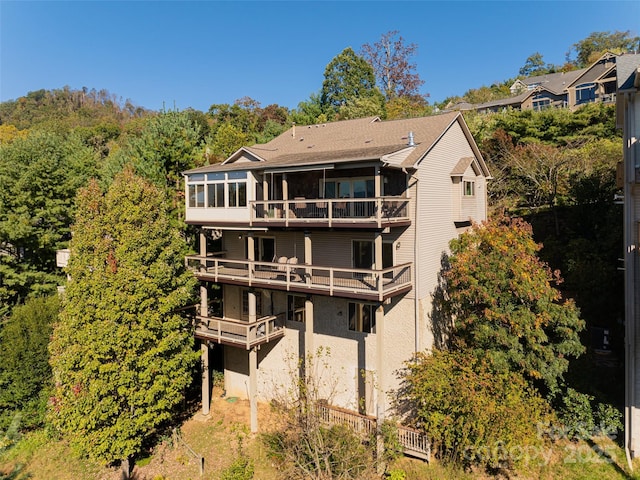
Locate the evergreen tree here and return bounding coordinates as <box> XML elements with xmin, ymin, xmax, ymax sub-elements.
<box><xmin>0</xmin><ymin>130</ymin><xmax>97</xmax><ymax>315</ymax></box>
<box><xmin>0</xmin><ymin>295</ymin><xmax>60</xmax><ymax>432</ymax></box>
<box><xmin>48</xmin><ymin>167</ymin><xmax>197</xmax><ymax>469</ymax></box>
<box><xmin>320</xmin><ymin>47</ymin><xmax>384</xmax><ymax>118</ymax></box>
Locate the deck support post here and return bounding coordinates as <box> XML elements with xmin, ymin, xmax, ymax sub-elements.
<box><xmin>249</xmin><ymin>346</ymin><xmax>258</xmax><ymax>433</ymax></box>
<box><xmin>282</xmin><ymin>173</ymin><xmax>288</xmax><ymax>201</ymax></box>
<box><xmin>375</xmin><ymin>303</ymin><xmax>385</xmax><ymax>473</ymax></box>
<box><xmin>199</xmin><ymin>232</ymin><xmax>211</xmax><ymax>417</ymax></box>
<box><xmin>305</xmin><ymin>295</ymin><xmax>314</xmax><ymax>359</ymax></box>
<box><xmin>304</xmin><ymin>231</ymin><xmax>312</xmax><ymax>284</ymax></box>
<box><xmin>201</xmin><ymin>341</ymin><xmax>210</xmax><ymax>417</ymax></box>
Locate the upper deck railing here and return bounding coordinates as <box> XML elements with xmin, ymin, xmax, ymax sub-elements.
<box><xmin>249</xmin><ymin>197</ymin><xmax>410</xmax><ymax>228</ymax></box>
<box><xmin>186</xmin><ymin>256</ymin><xmax>412</xmax><ymax>302</ymax></box>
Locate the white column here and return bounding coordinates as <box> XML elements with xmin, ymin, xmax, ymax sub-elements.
<box><xmin>201</xmin><ymin>342</ymin><xmax>210</xmax><ymax>416</ymax></box>
<box><xmin>304</xmin><ymin>231</ymin><xmax>312</xmax><ymax>284</ymax></box>
<box><xmin>199</xmin><ymin>232</ymin><xmax>210</xmax><ymax>417</ymax></box>
<box><xmin>305</xmin><ymin>296</ymin><xmax>314</xmax><ymax>359</ymax></box>
<box><xmin>282</xmin><ymin>173</ymin><xmax>289</xmax><ymax>200</ymax></box>
<box><xmin>375</xmin><ymin>232</ymin><xmax>383</xmax><ymax>270</ymax></box>
<box><xmin>200</xmin><ymin>232</ymin><xmax>208</xmax><ymax>316</ymax></box>
<box><xmin>375</xmin><ymin>167</ymin><xmax>382</xmax><ymax>197</ymax></box>
<box><xmin>375</xmin><ymin>304</ymin><xmax>385</xmax><ymax>472</ymax></box>
<box><xmin>249</xmin><ymin>347</ymin><xmax>258</xmax><ymax>433</ymax></box>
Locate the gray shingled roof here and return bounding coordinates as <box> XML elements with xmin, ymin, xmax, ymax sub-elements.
<box><xmin>185</xmin><ymin>111</ymin><xmax>490</xmax><ymax>176</ymax></box>
<box><xmin>474</xmin><ymin>89</ymin><xmax>536</xmax><ymax>110</ymax></box>
<box><xmin>520</xmin><ymin>68</ymin><xmax>586</xmax><ymax>94</ymax></box>
<box><xmin>617</xmin><ymin>54</ymin><xmax>640</xmax><ymax>90</ymax></box>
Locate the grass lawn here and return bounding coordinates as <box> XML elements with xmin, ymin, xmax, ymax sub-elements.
<box><xmin>2</xmin><ymin>392</ymin><xmax>640</xmax><ymax>480</ymax></box>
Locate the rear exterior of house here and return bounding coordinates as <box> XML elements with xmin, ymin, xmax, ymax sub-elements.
<box><xmin>183</xmin><ymin>112</ymin><xmax>490</xmax><ymax>431</ymax></box>
<box><xmin>617</xmin><ymin>54</ymin><xmax>640</xmax><ymax>459</ymax></box>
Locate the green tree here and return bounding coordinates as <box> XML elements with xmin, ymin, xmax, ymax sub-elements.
<box><xmin>290</xmin><ymin>93</ymin><xmax>327</xmax><ymax>126</ymax></box>
<box><xmin>400</xmin><ymin>349</ymin><xmax>551</xmax><ymax>471</ymax></box>
<box><xmin>0</xmin><ymin>295</ymin><xmax>60</xmax><ymax>432</ymax></box>
<box><xmin>443</xmin><ymin>216</ymin><xmax>585</xmax><ymax>394</ymax></box>
<box><xmin>360</xmin><ymin>30</ymin><xmax>426</xmax><ymax>100</ymax></box>
<box><xmin>320</xmin><ymin>47</ymin><xmax>385</xmax><ymax>118</ymax></box>
<box><xmin>0</xmin><ymin>130</ymin><xmax>97</xmax><ymax>314</ymax></box>
<box><xmin>519</xmin><ymin>52</ymin><xmax>558</xmax><ymax>77</ymax></box>
<box><xmin>568</xmin><ymin>30</ymin><xmax>640</xmax><ymax>67</ymax></box>
<box><xmin>48</xmin><ymin>168</ymin><xmax>198</xmax><ymax>472</ymax></box>
<box><xmin>103</xmin><ymin>109</ymin><xmax>202</xmax><ymax>191</ymax></box>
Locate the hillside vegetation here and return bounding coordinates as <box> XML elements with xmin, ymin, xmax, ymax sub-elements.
<box><xmin>0</xmin><ymin>29</ymin><xmax>635</xmax><ymax>479</ymax></box>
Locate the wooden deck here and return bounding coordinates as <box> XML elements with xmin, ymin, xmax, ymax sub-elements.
<box><xmin>194</xmin><ymin>313</ymin><xmax>285</xmax><ymax>349</ymax></box>
<box><xmin>317</xmin><ymin>403</ymin><xmax>430</xmax><ymax>461</ymax></box>
<box><xmin>249</xmin><ymin>197</ymin><xmax>410</xmax><ymax>229</ymax></box>
<box><xmin>186</xmin><ymin>256</ymin><xmax>412</xmax><ymax>301</ymax></box>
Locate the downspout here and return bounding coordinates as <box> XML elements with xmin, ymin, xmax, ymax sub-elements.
<box><xmin>412</xmin><ymin>171</ymin><xmax>420</xmax><ymax>354</ymax></box>
<box><xmin>625</xmin><ymin>89</ymin><xmax>637</xmax><ymax>466</ymax></box>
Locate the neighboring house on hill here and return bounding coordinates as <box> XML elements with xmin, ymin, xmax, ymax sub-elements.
<box><xmin>182</xmin><ymin>112</ymin><xmax>490</xmax><ymax>432</ymax></box>
<box><xmin>459</xmin><ymin>52</ymin><xmax>622</xmax><ymax>114</ymax></box>
<box><xmin>616</xmin><ymin>53</ymin><xmax>640</xmax><ymax>460</ymax></box>
<box><xmin>566</xmin><ymin>52</ymin><xmax>618</xmax><ymax>109</ymax></box>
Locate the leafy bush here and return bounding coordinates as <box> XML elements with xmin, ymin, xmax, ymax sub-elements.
<box><xmin>263</xmin><ymin>423</ymin><xmax>372</xmax><ymax>480</ymax></box>
<box><xmin>553</xmin><ymin>388</ymin><xmax>622</xmax><ymax>441</ymax></box>
<box><xmin>399</xmin><ymin>349</ymin><xmax>552</xmax><ymax>472</ymax></box>
<box><xmin>219</xmin><ymin>456</ymin><xmax>254</xmax><ymax>480</ymax></box>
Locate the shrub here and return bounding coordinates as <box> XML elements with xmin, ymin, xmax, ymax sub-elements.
<box><xmin>399</xmin><ymin>349</ymin><xmax>552</xmax><ymax>472</ymax></box>
<box><xmin>553</xmin><ymin>388</ymin><xmax>622</xmax><ymax>441</ymax></box>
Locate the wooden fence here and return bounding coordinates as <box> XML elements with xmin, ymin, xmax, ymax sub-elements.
<box><xmin>317</xmin><ymin>403</ymin><xmax>430</xmax><ymax>462</ymax></box>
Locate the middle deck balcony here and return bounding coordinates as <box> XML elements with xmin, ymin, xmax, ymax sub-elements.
<box><xmin>249</xmin><ymin>197</ymin><xmax>410</xmax><ymax>229</ymax></box>
<box><xmin>186</xmin><ymin>255</ymin><xmax>413</xmax><ymax>302</ymax></box>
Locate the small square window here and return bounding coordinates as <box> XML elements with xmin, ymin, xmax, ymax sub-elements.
<box><xmin>463</xmin><ymin>181</ymin><xmax>475</xmax><ymax>197</ymax></box>
<box><xmin>287</xmin><ymin>295</ymin><xmax>305</xmax><ymax>322</ymax></box>
<box><xmin>348</xmin><ymin>303</ymin><xmax>376</xmax><ymax>333</ymax></box>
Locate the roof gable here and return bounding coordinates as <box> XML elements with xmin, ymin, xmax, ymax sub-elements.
<box><xmin>184</xmin><ymin>112</ymin><xmax>490</xmax><ymax>180</ymax></box>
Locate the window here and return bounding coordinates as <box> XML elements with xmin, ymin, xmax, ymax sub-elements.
<box><xmin>186</xmin><ymin>171</ymin><xmax>247</xmax><ymax>208</ymax></box>
<box><xmin>253</xmin><ymin>237</ymin><xmax>275</xmax><ymax>262</ymax></box>
<box><xmin>206</xmin><ymin>172</ymin><xmax>225</xmax><ymax>208</ymax></box>
<box><xmin>188</xmin><ymin>174</ymin><xmax>205</xmax><ymax>208</ymax></box>
<box><xmin>287</xmin><ymin>295</ymin><xmax>305</xmax><ymax>322</ymax></box>
<box><xmin>533</xmin><ymin>98</ymin><xmax>551</xmax><ymax>111</ymax></box>
<box><xmin>322</xmin><ymin>177</ymin><xmax>375</xmax><ymax>199</ymax></box>
<box><xmin>463</xmin><ymin>180</ymin><xmax>475</xmax><ymax>197</ymax></box>
<box><xmin>352</xmin><ymin>240</ymin><xmax>373</xmax><ymax>270</ymax></box>
<box><xmin>228</xmin><ymin>172</ymin><xmax>247</xmax><ymax>207</ymax></box>
<box><xmin>348</xmin><ymin>303</ymin><xmax>375</xmax><ymax>333</ymax></box>
<box><xmin>576</xmin><ymin>83</ymin><xmax>596</xmax><ymax>104</ymax></box>
<box><xmin>241</xmin><ymin>290</ymin><xmax>262</xmax><ymax>318</ymax></box>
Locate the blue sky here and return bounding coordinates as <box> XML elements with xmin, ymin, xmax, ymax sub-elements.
<box><xmin>1</xmin><ymin>1</ymin><xmax>639</xmax><ymax>112</ymax></box>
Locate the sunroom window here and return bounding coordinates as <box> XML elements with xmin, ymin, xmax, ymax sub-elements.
<box><xmin>186</xmin><ymin>171</ymin><xmax>247</xmax><ymax>208</ymax></box>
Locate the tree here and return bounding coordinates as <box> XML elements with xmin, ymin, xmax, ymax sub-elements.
<box><xmin>385</xmin><ymin>95</ymin><xmax>432</xmax><ymax>120</ymax></box>
<box><xmin>0</xmin><ymin>130</ymin><xmax>97</xmax><ymax>315</ymax></box>
<box><xmin>361</xmin><ymin>30</ymin><xmax>426</xmax><ymax>101</ymax></box>
<box><xmin>567</xmin><ymin>30</ymin><xmax>640</xmax><ymax>67</ymax></box>
<box><xmin>48</xmin><ymin>168</ymin><xmax>198</xmax><ymax>473</ymax></box>
<box><xmin>519</xmin><ymin>52</ymin><xmax>558</xmax><ymax>77</ymax></box>
<box><xmin>443</xmin><ymin>216</ymin><xmax>585</xmax><ymax>394</ymax></box>
<box><xmin>320</xmin><ymin>47</ymin><xmax>384</xmax><ymax>117</ymax></box>
<box><xmin>399</xmin><ymin>349</ymin><xmax>550</xmax><ymax>471</ymax></box>
<box><xmin>0</xmin><ymin>295</ymin><xmax>60</xmax><ymax>432</ymax></box>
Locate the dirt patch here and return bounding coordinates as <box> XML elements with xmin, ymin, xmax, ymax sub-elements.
<box><xmin>105</xmin><ymin>388</ymin><xmax>279</xmax><ymax>480</ymax></box>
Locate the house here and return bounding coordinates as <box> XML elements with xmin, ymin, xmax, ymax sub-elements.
<box><xmin>459</xmin><ymin>52</ymin><xmax>622</xmax><ymax>114</ymax></box>
<box><xmin>616</xmin><ymin>53</ymin><xmax>640</xmax><ymax>460</ymax></box>
<box><xmin>183</xmin><ymin>112</ymin><xmax>491</xmax><ymax>432</ymax></box>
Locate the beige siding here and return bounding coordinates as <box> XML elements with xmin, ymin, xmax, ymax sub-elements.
<box><xmin>414</xmin><ymin>122</ymin><xmax>487</xmax><ymax>352</ymax></box>
<box><xmin>221</xmin><ymin>290</ymin><xmax>416</xmax><ymax>417</ymax></box>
